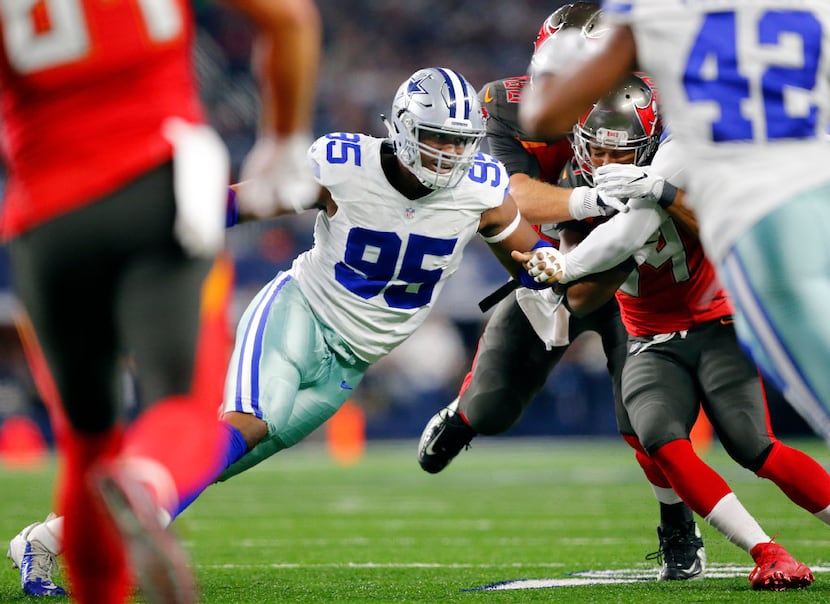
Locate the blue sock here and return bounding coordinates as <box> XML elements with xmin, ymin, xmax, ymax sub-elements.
<box><xmin>172</xmin><ymin>421</ymin><xmax>248</xmax><ymax>518</ymax></box>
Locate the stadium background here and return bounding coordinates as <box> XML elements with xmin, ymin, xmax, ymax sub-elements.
<box><xmin>0</xmin><ymin>0</ymin><xmax>811</xmax><ymax>454</ymax></box>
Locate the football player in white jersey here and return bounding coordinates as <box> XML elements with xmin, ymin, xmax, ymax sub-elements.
<box><xmin>519</xmin><ymin>1</ymin><xmax>830</xmax><ymax>453</ymax></box>
<box><xmin>8</xmin><ymin>67</ymin><xmax>583</xmax><ymax>592</ymax></box>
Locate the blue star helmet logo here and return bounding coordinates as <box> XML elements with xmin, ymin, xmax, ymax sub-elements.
<box><xmin>407</xmin><ymin>75</ymin><xmax>432</xmax><ymax>107</ymax></box>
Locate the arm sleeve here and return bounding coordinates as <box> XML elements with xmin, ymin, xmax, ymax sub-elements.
<box><xmin>650</xmin><ymin>136</ymin><xmax>687</xmax><ymax>189</ymax></box>
<box><xmin>560</xmin><ymin>196</ymin><xmax>668</xmax><ymax>283</ymax></box>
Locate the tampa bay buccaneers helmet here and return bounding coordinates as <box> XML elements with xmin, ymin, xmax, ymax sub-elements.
<box><xmin>385</xmin><ymin>67</ymin><xmax>485</xmax><ymax>189</ymax></box>
<box><xmin>572</xmin><ymin>73</ymin><xmax>663</xmax><ymax>185</ymax></box>
<box><xmin>533</xmin><ymin>2</ymin><xmax>602</xmax><ymax>52</ymax></box>
<box><xmin>529</xmin><ymin>3</ymin><xmax>602</xmax><ymax>78</ymax></box>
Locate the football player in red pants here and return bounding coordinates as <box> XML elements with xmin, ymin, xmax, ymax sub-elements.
<box><xmin>517</xmin><ymin>76</ymin><xmax>822</xmax><ymax>591</ymax></box>
<box><xmin>418</xmin><ymin>4</ymin><xmax>706</xmax><ymax>581</ymax></box>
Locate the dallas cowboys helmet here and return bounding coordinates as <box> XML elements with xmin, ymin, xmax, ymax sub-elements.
<box><xmin>386</xmin><ymin>67</ymin><xmax>485</xmax><ymax>189</ymax></box>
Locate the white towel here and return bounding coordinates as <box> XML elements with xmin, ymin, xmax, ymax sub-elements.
<box><xmin>515</xmin><ymin>287</ymin><xmax>570</xmax><ymax>350</ymax></box>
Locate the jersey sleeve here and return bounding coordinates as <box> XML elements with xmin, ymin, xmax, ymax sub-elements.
<box><xmin>603</xmin><ymin>1</ymin><xmax>637</xmax><ymax>25</ymax></box>
<box><xmin>466</xmin><ymin>152</ymin><xmax>511</xmax><ymax>210</ymax></box>
<box><xmin>650</xmin><ymin>136</ymin><xmax>688</xmax><ymax>190</ymax></box>
<box><xmin>561</xmin><ymin>197</ymin><xmax>667</xmax><ymax>282</ymax></box>
<box><xmin>308</xmin><ymin>132</ymin><xmax>358</xmax><ymax>189</ymax></box>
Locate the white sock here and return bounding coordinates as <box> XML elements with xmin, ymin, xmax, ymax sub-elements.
<box><xmin>28</xmin><ymin>517</ymin><xmax>63</xmax><ymax>556</ymax></box>
<box><xmin>704</xmin><ymin>492</ymin><xmax>770</xmax><ymax>553</ymax></box>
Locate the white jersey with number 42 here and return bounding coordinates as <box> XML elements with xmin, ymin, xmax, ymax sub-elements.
<box><xmin>605</xmin><ymin>0</ymin><xmax>830</xmax><ymax>262</ymax></box>
<box><xmin>291</xmin><ymin>133</ymin><xmax>508</xmax><ymax>363</ymax></box>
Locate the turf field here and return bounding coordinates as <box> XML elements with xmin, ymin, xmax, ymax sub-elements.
<box><xmin>2</xmin><ymin>437</ymin><xmax>830</xmax><ymax>603</ymax></box>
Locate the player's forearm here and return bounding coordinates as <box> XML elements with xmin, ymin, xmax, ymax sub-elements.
<box><xmin>563</xmin><ymin>270</ymin><xmax>628</xmax><ymax>318</ymax></box>
<box><xmin>228</xmin><ymin>0</ymin><xmax>322</xmax><ymax>135</ymax></box>
<box><xmin>561</xmin><ymin>202</ymin><xmax>663</xmax><ymax>282</ymax></box>
<box><xmin>520</xmin><ymin>26</ymin><xmax>636</xmax><ymax>138</ymax></box>
<box><xmin>509</xmin><ymin>173</ymin><xmax>573</xmax><ymax>224</ymax></box>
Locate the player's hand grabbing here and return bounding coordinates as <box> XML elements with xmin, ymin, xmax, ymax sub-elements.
<box><xmin>236</xmin><ymin>132</ymin><xmax>320</xmax><ymax>218</ymax></box>
<box><xmin>595</xmin><ymin>163</ymin><xmax>665</xmax><ymax>204</ymax></box>
<box><xmin>568</xmin><ymin>186</ymin><xmax>628</xmax><ymax>220</ymax></box>
<box><xmin>512</xmin><ymin>241</ymin><xmax>567</xmax><ymax>287</ymax></box>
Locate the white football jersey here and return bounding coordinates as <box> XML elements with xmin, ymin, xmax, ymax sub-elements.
<box><xmin>292</xmin><ymin>133</ymin><xmax>508</xmax><ymax>363</ymax></box>
<box><xmin>605</xmin><ymin>0</ymin><xmax>830</xmax><ymax>262</ymax></box>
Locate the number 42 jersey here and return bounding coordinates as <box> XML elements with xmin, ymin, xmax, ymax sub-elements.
<box><xmin>293</xmin><ymin>133</ymin><xmax>508</xmax><ymax>364</ymax></box>
<box><xmin>605</xmin><ymin>0</ymin><xmax>830</xmax><ymax>263</ymax></box>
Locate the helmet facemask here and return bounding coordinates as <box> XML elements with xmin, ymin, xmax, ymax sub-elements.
<box><xmin>386</xmin><ymin>68</ymin><xmax>485</xmax><ymax>190</ymax></box>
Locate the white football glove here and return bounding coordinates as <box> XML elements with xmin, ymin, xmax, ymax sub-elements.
<box><xmin>236</xmin><ymin>132</ymin><xmax>320</xmax><ymax>218</ymax></box>
<box><xmin>568</xmin><ymin>186</ymin><xmax>628</xmax><ymax>220</ymax></box>
<box><xmin>526</xmin><ymin>245</ymin><xmax>568</xmax><ymax>285</ymax></box>
<box><xmin>163</xmin><ymin>118</ymin><xmax>229</xmax><ymax>258</ymax></box>
<box><xmin>595</xmin><ymin>163</ymin><xmax>665</xmax><ymax>203</ymax></box>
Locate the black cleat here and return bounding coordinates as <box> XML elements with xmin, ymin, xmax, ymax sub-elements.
<box><xmin>646</xmin><ymin>521</ymin><xmax>706</xmax><ymax>581</ymax></box>
<box><xmin>417</xmin><ymin>399</ymin><xmax>476</xmax><ymax>474</ymax></box>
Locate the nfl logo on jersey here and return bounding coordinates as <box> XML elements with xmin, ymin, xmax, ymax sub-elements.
<box><xmin>405</xmin><ymin>207</ymin><xmax>415</xmax><ymax>219</ymax></box>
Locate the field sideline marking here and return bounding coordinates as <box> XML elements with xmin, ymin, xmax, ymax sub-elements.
<box><xmin>198</xmin><ymin>562</ymin><xmax>567</xmax><ymax>569</ymax></box>
<box><xmin>196</xmin><ymin>562</ymin><xmax>830</xmax><ymax>590</ymax></box>
<box><xmin>471</xmin><ymin>565</ymin><xmax>830</xmax><ymax>590</ymax></box>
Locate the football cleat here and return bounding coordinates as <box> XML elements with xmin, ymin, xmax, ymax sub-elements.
<box><xmin>8</xmin><ymin>514</ymin><xmax>65</xmax><ymax>597</ymax></box>
<box><xmin>645</xmin><ymin>521</ymin><xmax>706</xmax><ymax>581</ymax></box>
<box><xmin>93</xmin><ymin>465</ymin><xmax>197</xmax><ymax>604</ymax></box>
<box><xmin>749</xmin><ymin>541</ymin><xmax>814</xmax><ymax>591</ymax></box>
<box><xmin>417</xmin><ymin>398</ymin><xmax>476</xmax><ymax>474</ymax></box>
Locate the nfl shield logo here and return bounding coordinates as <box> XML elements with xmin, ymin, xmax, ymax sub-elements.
<box><xmin>405</xmin><ymin>207</ymin><xmax>415</xmax><ymax>219</ymax></box>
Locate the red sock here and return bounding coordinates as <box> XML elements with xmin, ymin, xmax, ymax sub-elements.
<box><xmin>622</xmin><ymin>434</ymin><xmax>672</xmax><ymax>488</ymax></box>
<box><xmin>652</xmin><ymin>439</ymin><xmax>732</xmax><ymax>516</ymax></box>
<box><xmin>59</xmin><ymin>427</ymin><xmax>130</xmax><ymax>603</ymax></box>
<box><xmin>757</xmin><ymin>441</ymin><xmax>830</xmax><ymax>513</ymax></box>
<box><xmin>122</xmin><ymin>395</ymin><xmax>225</xmax><ymax>510</ymax></box>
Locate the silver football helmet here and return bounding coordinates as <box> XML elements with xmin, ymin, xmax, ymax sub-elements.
<box><xmin>533</xmin><ymin>2</ymin><xmax>601</xmax><ymax>52</ymax></box>
<box><xmin>386</xmin><ymin>67</ymin><xmax>485</xmax><ymax>189</ymax></box>
<box><xmin>529</xmin><ymin>4</ymin><xmax>602</xmax><ymax>78</ymax></box>
<box><xmin>572</xmin><ymin>73</ymin><xmax>662</xmax><ymax>185</ymax></box>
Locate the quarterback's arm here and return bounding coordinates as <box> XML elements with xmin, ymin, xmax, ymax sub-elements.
<box><xmin>520</xmin><ymin>25</ymin><xmax>637</xmax><ymax>138</ymax></box>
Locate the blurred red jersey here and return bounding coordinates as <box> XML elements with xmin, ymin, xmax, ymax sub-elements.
<box><xmin>0</xmin><ymin>0</ymin><xmax>204</xmax><ymax>237</ymax></box>
<box><xmin>616</xmin><ymin>218</ymin><xmax>733</xmax><ymax>336</ymax></box>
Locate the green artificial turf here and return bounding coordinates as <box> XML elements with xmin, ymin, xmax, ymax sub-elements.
<box><xmin>2</xmin><ymin>437</ymin><xmax>829</xmax><ymax>603</ymax></box>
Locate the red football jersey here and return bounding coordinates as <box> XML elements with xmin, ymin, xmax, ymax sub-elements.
<box><xmin>616</xmin><ymin>217</ymin><xmax>733</xmax><ymax>336</ymax></box>
<box><xmin>0</xmin><ymin>0</ymin><xmax>204</xmax><ymax>237</ymax></box>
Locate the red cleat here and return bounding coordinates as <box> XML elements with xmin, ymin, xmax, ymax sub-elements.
<box><xmin>749</xmin><ymin>542</ymin><xmax>814</xmax><ymax>591</ymax></box>
<box><xmin>93</xmin><ymin>465</ymin><xmax>197</xmax><ymax>604</ymax></box>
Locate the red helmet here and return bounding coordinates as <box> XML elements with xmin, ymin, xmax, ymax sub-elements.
<box><xmin>533</xmin><ymin>2</ymin><xmax>601</xmax><ymax>53</ymax></box>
